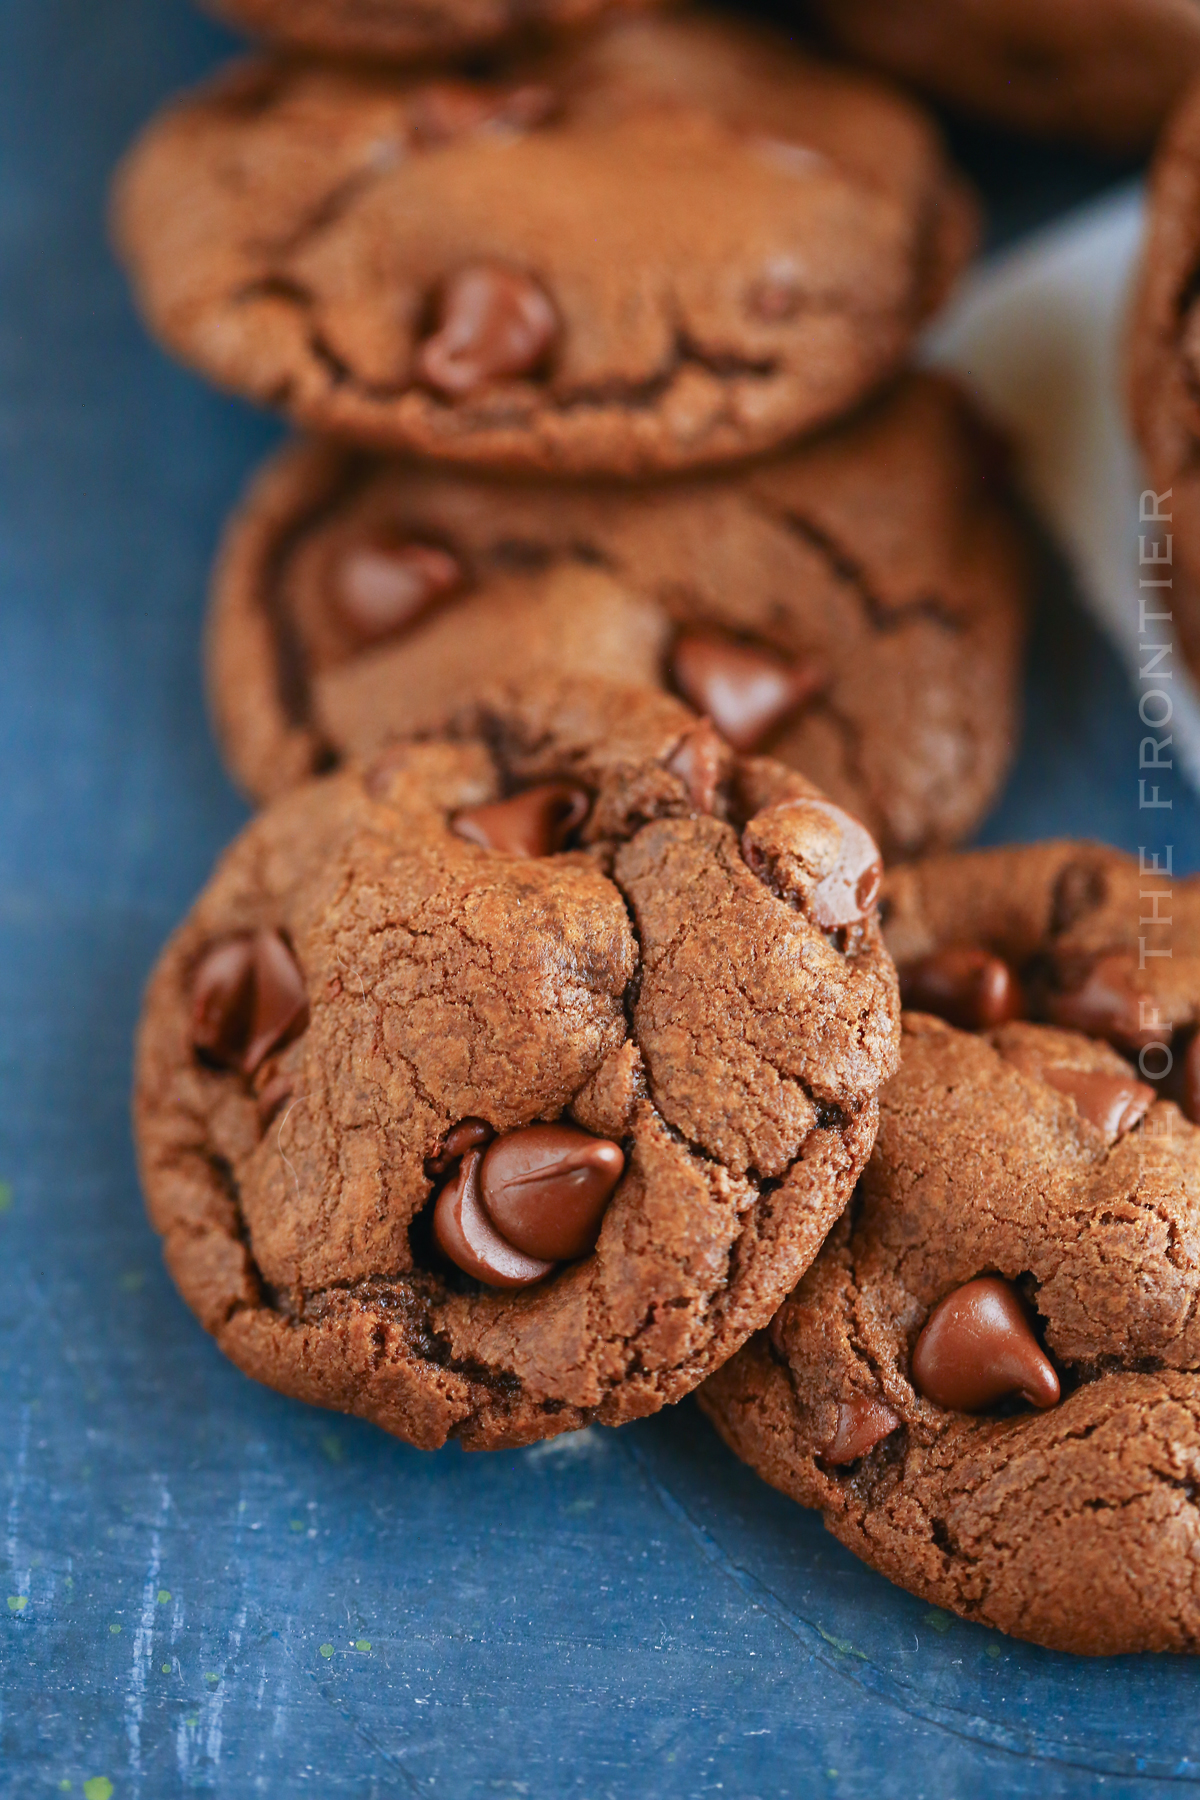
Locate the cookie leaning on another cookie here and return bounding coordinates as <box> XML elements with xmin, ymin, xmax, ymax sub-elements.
<box><xmin>207</xmin><ymin>372</ymin><xmax>1028</xmax><ymax>860</ymax></box>
<box><xmin>110</xmin><ymin>11</ymin><xmax>976</xmax><ymax>476</ymax></box>
<box><xmin>201</xmin><ymin>0</ymin><xmax>661</xmax><ymax>63</ymax></box>
<box><xmin>804</xmin><ymin>0</ymin><xmax>1200</xmax><ymax>153</ymax></box>
<box><xmin>880</xmin><ymin>840</ymin><xmax>1200</xmax><ymax>1100</ymax></box>
<box><xmin>701</xmin><ymin>1008</ymin><xmax>1200</xmax><ymax>1655</ymax></box>
<box><xmin>135</xmin><ymin>677</ymin><xmax>900</xmax><ymax>1451</ymax></box>
<box><xmin>703</xmin><ymin>837</ymin><xmax>1200</xmax><ymax>1652</ymax></box>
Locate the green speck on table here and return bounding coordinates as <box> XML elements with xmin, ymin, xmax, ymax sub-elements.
<box><xmin>924</xmin><ymin>1610</ymin><xmax>952</xmax><ymax>1633</ymax></box>
<box><xmin>319</xmin><ymin>1643</ymin><xmax>334</xmax><ymax>1659</ymax></box>
<box><xmin>0</xmin><ymin>1182</ymin><xmax>13</xmax><ymax>1215</ymax></box>
<box><xmin>83</xmin><ymin>1779</ymin><xmax>113</xmax><ymax>1800</ymax></box>
<box><xmin>7</xmin><ymin>1595</ymin><xmax>27</xmax><ymax>1612</ymax></box>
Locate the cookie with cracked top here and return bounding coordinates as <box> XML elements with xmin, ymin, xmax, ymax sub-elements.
<box><xmin>703</xmin><ymin>837</ymin><xmax>1200</xmax><ymax>1651</ymax></box>
<box><xmin>700</xmin><ymin>1007</ymin><xmax>1200</xmax><ymax>1655</ymax></box>
<box><xmin>804</xmin><ymin>0</ymin><xmax>1200</xmax><ymax>153</ymax></box>
<box><xmin>111</xmin><ymin>12</ymin><xmax>977</xmax><ymax>476</ymax></box>
<box><xmin>880</xmin><ymin>840</ymin><xmax>1200</xmax><ymax>1097</ymax></box>
<box><xmin>1129</xmin><ymin>81</ymin><xmax>1200</xmax><ymax>687</ymax></box>
<box><xmin>134</xmin><ymin>677</ymin><xmax>900</xmax><ymax>1450</ymax></box>
<box><xmin>202</xmin><ymin>0</ymin><xmax>660</xmax><ymax>63</ymax></box>
<box><xmin>207</xmin><ymin>373</ymin><xmax>1027</xmax><ymax>860</ymax></box>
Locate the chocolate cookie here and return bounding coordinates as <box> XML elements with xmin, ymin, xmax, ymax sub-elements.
<box><xmin>701</xmin><ymin>1007</ymin><xmax>1200</xmax><ymax>1655</ymax></box>
<box><xmin>805</xmin><ymin>0</ymin><xmax>1200</xmax><ymax>153</ymax></box>
<box><xmin>207</xmin><ymin>373</ymin><xmax>1027</xmax><ymax>860</ymax></box>
<box><xmin>202</xmin><ymin>0</ymin><xmax>657</xmax><ymax>64</ymax></box>
<box><xmin>1130</xmin><ymin>82</ymin><xmax>1200</xmax><ymax>683</ymax></box>
<box><xmin>135</xmin><ymin>678</ymin><xmax>900</xmax><ymax>1450</ymax></box>
<box><xmin>111</xmin><ymin>13</ymin><xmax>977</xmax><ymax>476</ymax></box>
<box><xmin>881</xmin><ymin>840</ymin><xmax>1200</xmax><ymax>1098</ymax></box>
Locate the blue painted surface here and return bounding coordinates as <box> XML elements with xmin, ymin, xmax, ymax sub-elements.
<box><xmin>3</xmin><ymin>3</ymin><xmax>1200</xmax><ymax>1794</ymax></box>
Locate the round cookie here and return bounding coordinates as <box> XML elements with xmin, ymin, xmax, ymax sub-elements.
<box><xmin>804</xmin><ymin>0</ymin><xmax>1200</xmax><ymax>154</ymax></box>
<box><xmin>111</xmin><ymin>12</ymin><xmax>977</xmax><ymax>477</ymax></box>
<box><xmin>135</xmin><ymin>677</ymin><xmax>900</xmax><ymax>1451</ymax></box>
<box><xmin>207</xmin><ymin>373</ymin><xmax>1027</xmax><ymax>860</ymax></box>
<box><xmin>880</xmin><ymin>840</ymin><xmax>1200</xmax><ymax>1103</ymax></box>
<box><xmin>1130</xmin><ymin>80</ymin><xmax>1200</xmax><ymax>683</ymax></box>
<box><xmin>700</xmin><ymin>1007</ymin><xmax>1200</xmax><ymax>1655</ymax></box>
<box><xmin>201</xmin><ymin>0</ymin><xmax>658</xmax><ymax>64</ymax></box>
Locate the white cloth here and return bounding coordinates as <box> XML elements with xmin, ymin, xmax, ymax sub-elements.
<box><xmin>924</xmin><ymin>183</ymin><xmax>1200</xmax><ymax>790</ymax></box>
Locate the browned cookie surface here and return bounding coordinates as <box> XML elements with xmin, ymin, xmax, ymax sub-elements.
<box><xmin>208</xmin><ymin>374</ymin><xmax>1027</xmax><ymax>860</ymax></box>
<box><xmin>881</xmin><ymin>840</ymin><xmax>1200</xmax><ymax>1080</ymax></box>
<box><xmin>111</xmin><ymin>13</ymin><xmax>975</xmax><ymax>476</ymax></box>
<box><xmin>806</xmin><ymin>0</ymin><xmax>1200</xmax><ymax>152</ymax></box>
<box><xmin>135</xmin><ymin>678</ymin><xmax>900</xmax><ymax>1450</ymax></box>
<box><xmin>1130</xmin><ymin>81</ymin><xmax>1200</xmax><ymax>682</ymax></box>
<box><xmin>703</xmin><ymin>838</ymin><xmax>1200</xmax><ymax>1653</ymax></box>
<box><xmin>203</xmin><ymin>0</ymin><xmax>658</xmax><ymax>62</ymax></box>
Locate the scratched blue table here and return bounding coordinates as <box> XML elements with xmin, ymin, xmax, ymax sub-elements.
<box><xmin>5</xmin><ymin>4</ymin><xmax>1200</xmax><ymax>1795</ymax></box>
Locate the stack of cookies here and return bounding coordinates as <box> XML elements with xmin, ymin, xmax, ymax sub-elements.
<box><xmin>112</xmin><ymin>0</ymin><xmax>1200</xmax><ymax>1659</ymax></box>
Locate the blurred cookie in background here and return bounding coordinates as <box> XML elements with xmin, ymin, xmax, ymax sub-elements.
<box><xmin>804</xmin><ymin>0</ymin><xmax>1200</xmax><ymax>153</ymax></box>
<box><xmin>201</xmin><ymin>0</ymin><xmax>662</xmax><ymax>64</ymax></box>
<box><xmin>111</xmin><ymin>12</ymin><xmax>977</xmax><ymax>476</ymax></box>
<box><xmin>207</xmin><ymin>374</ymin><xmax>1029</xmax><ymax>860</ymax></box>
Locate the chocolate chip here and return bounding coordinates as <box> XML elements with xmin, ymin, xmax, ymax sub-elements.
<box><xmin>911</xmin><ymin>1276</ymin><xmax>1060</xmax><ymax>1414</ymax></box>
<box><xmin>425</xmin><ymin>1116</ymin><xmax>495</xmax><ymax>1179</ymax></box>
<box><xmin>191</xmin><ymin>930</ymin><xmax>309</xmax><ymax>1077</ymax></box>
<box><xmin>1045</xmin><ymin>953</ymin><xmax>1147</xmax><ymax>1049</ymax></box>
<box><xmin>408</xmin><ymin>81</ymin><xmax>556</xmax><ymax>148</ymax></box>
<box><xmin>1050</xmin><ymin>859</ymin><xmax>1108</xmax><ymax>934</ymax></box>
<box><xmin>416</xmin><ymin>264</ymin><xmax>558</xmax><ymax>398</ymax></box>
<box><xmin>432</xmin><ymin>1149</ymin><xmax>554</xmax><ymax>1290</ymax></box>
<box><xmin>819</xmin><ymin>1396</ymin><xmax>901</xmax><ymax>1467</ymax></box>
<box><xmin>452</xmin><ymin>784</ymin><xmax>590</xmax><ymax>857</ymax></box>
<box><xmin>1183</xmin><ymin>1032</ymin><xmax>1200</xmax><ymax>1125</ymax></box>
<box><xmin>255</xmin><ymin>1071</ymin><xmax>295</xmax><ymax>1132</ymax></box>
<box><xmin>742</xmin><ymin>798</ymin><xmax>882</xmax><ymax>929</ymax></box>
<box><xmin>1042</xmin><ymin>1066</ymin><xmax>1154</xmax><ymax>1137</ymax></box>
<box><xmin>669</xmin><ymin>631</ymin><xmax>827</xmax><ymax>752</ymax></box>
<box><xmin>332</xmin><ymin>539</ymin><xmax>461</xmax><ymax>645</ymax></box>
<box><xmin>191</xmin><ymin>937</ymin><xmax>255</xmax><ymax>1069</ymax></box>
<box><xmin>665</xmin><ymin>717</ymin><xmax>724</xmax><ymax>815</ymax></box>
<box><xmin>747</xmin><ymin>264</ymin><xmax>802</xmax><ymax>323</ymax></box>
<box><xmin>479</xmin><ymin>1123</ymin><xmax>624</xmax><ymax>1261</ymax></box>
<box><xmin>901</xmin><ymin>947</ymin><xmax>1023</xmax><ymax>1030</ymax></box>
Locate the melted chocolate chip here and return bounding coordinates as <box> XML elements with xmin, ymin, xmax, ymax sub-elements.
<box><xmin>191</xmin><ymin>930</ymin><xmax>309</xmax><ymax>1077</ymax></box>
<box><xmin>452</xmin><ymin>784</ymin><xmax>589</xmax><ymax>857</ymax></box>
<box><xmin>669</xmin><ymin>631</ymin><xmax>827</xmax><ymax>752</ymax></box>
<box><xmin>747</xmin><ymin>264</ymin><xmax>803</xmax><ymax>323</ymax></box>
<box><xmin>1183</xmin><ymin>1032</ymin><xmax>1200</xmax><ymax>1125</ymax></box>
<box><xmin>911</xmin><ymin>1276</ymin><xmax>1060</xmax><ymax>1414</ymax></box>
<box><xmin>1042</xmin><ymin>1066</ymin><xmax>1154</xmax><ymax>1137</ymax></box>
<box><xmin>255</xmin><ymin>1071</ymin><xmax>295</xmax><ymax>1132</ymax></box>
<box><xmin>332</xmin><ymin>539</ymin><xmax>461</xmax><ymax>645</ymax></box>
<box><xmin>665</xmin><ymin>717</ymin><xmax>724</xmax><ymax>815</ymax></box>
<box><xmin>1050</xmin><ymin>859</ymin><xmax>1108</xmax><ymax>933</ymax></box>
<box><xmin>425</xmin><ymin>1117</ymin><xmax>495</xmax><ymax>1179</ymax></box>
<box><xmin>408</xmin><ymin>81</ymin><xmax>556</xmax><ymax>148</ymax></box>
<box><xmin>819</xmin><ymin>1396</ymin><xmax>901</xmax><ymax>1466</ymax></box>
<box><xmin>432</xmin><ymin>1149</ymin><xmax>554</xmax><ymax>1290</ymax></box>
<box><xmin>1045</xmin><ymin>953</ymin><xmax>1147</xmax><ymax>1049</ymax></box>
<box><xmin>901</xmin><ymin>947</ymin><xmax>1023</xmax><ymax>1030</ymax></box>
<box><xmin>479</xmin><ymin>1123</ymin><xmax>624</xmax><ymax>1261</ymax></box>
<box><xmin>416</xmin><ymin>264</ymin><xmax>558</xmax><ymax>397</ymax></box>
<box><xmin>742</xmin><ymin>798</ymin><xmax>882</xmax><ymax>929</ymax></box>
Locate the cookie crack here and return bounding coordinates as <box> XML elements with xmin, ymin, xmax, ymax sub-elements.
<box><xmin>759</xmin><ymin>498</ymin><xmax>965</xmax><ymax>639</ymax></box>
